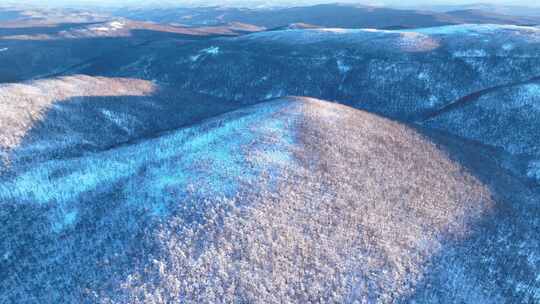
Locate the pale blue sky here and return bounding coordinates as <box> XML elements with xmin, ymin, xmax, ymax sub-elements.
<box><xmin>8</xmin><ymin>0</ymin><xmax>540</xmax><ymax>8</ymax></box>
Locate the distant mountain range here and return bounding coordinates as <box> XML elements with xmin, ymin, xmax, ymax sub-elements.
<box><xmin>424</xmin><ymin>3</ymin><xmax>540</xmax><ymax>17</ymax></box>
<box><xmin>113</xmin><ymin>3</ymin><xmax>540</xmax><ymax>28</ymax></box>
<box><xmin>2</xmin><ymin>3</ymin><xmax>540</xmax><ymax>29</ymax></box>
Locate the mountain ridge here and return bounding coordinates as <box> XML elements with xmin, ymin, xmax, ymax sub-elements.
<box><xmin>4</xmin><ymin>97</ymin><xmax>538</xmax><ymax>303</ymax></box>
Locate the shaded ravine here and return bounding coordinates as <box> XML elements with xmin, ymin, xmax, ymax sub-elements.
<box><xmin>400</xmin><ymin>124</ymin><xmax>540</xmax><ymax>303</ymax></box>
<box><xmin>0</xmin><ymin>75</ymin><xmax>245</xmax><ymax>172</ymax></box>
<box><xmin>33</xmin><ymin>35</ymin><xmax>234</xmax><ymax>81</ymax></box>
<box><xmin>420</xmin><ymin>74</ymin><xmax>540</xmax><ymax>122</ymax></box>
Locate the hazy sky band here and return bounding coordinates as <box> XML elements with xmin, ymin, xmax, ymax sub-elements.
<box><xmin>7</xmin><ymin>0</ymin><xmax>540</xmax><ymax>8</ymax></box>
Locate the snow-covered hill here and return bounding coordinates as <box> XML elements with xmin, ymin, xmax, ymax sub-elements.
<box><xmin>0</xmin><ymin>19</ymin><xmax>259</xmax><ymax>83</ymax></box>
<box><xmin>0</xmin><ymin>75</ymin><xmax>239</xmax><ymax>167</ymax></box>
<box><xmin>112</xmin><ymin>4</ymin><xmax>540</xmax><ymax>29</ymax></box>
<box><xmin>99</xmin><ymin>24</ymin><xmax>540</xmax><ymax>122</ymax></box>
<box><xmin>75</xmin><ymin>24</ymin><xmax>540</xmax><ymax>185</ymax></box>
<box><xmin>1</xmin><ymin>97</ymin><xmax>537</xmax><ymax>303</ymax></box>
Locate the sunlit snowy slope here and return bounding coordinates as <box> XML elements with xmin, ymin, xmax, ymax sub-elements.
<box><xmin>1</xmin><ymin>97</ymin><xmax>538</xmax><ymax>303</ymax></box>
<box><xmin>0</xmin><ymin>75</ymin><xmax>239</xmax><ymax>166</ymax></box>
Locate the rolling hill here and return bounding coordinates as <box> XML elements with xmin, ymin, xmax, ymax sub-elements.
<box><xmin>79</xmin><ymin>24</ymin><xmax>540</xmax><ymax>121</ymax></box>
<box><xmin>114</xmin><ymin>4</ymin><xmax>540</xmax><ymax>29</ymax></box>
<box><xmin>0</xmin><ymin>17</ymin><xmax>260</xmax><ymax>83</ymax></box>
<box><xmin>0</xmin><ymin>75</ymin><xmax>239</xmax><ymax>167</ymax></box>
<box><xmin>61</xmin><ymin>24</ymin><xmax>540</xmax><ymax>186</ymax></box>
<box><xmin>1</xmin><ymin>96</ymin><xmax>537</xmax><ymax>303</ymax></box>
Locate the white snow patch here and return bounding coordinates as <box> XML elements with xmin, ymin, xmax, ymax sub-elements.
<box><xmin>255</xmin><ymin>150</ymin><xmax>291</xmax><ymax>166</ymax></box>
<box><xmin>453</xmin><ymin>49</ymin><xmax>488</xmax><ymax>58</ymax></box>
<box><xmin>397</xmin><ymin>32</ymin><xmax>440</xmax><ymax>52</ymax></box>
<box><xmin>189</xmin><ymin>47</ymin><xmax>220</xmax><ymax>63</ymax></box>
<box><xmin>418</xmin><ymin>72</ymin><xmax>429</xmax><ymax>81</ymax></box>
<box><xmin>109</xmin><ymin>21</ymin><xmax>125</xmax><ymax>30</ymax></box>
<box><xmin>101</xmin><ymin>109</ymin><xmax>133</xmax><ymax>134</ymax></box>
<box><xmin>363</xmin><ymin>28</ymin><xmax>386</xmax><ymax>33</ymax></box>
<box><xmin>92</xmin><ymin>21</ymin><xmax>125</xmax><ymax>32</ymax></box>
<box><xmin>403</xmin><ymin>24</ymin><xmax>538</xmax><ymax>38</ymax></box>
<box><xmin>409</xmin><ymin>24</ymin><xmax>514</xmax><ymax>35</ymax></box>
<box><xmin>93</xmin><ymin>26</ymin><xmax>111</xmax><ymax>32</ymax></box>
<box><xmin>0</xmin><ymin>48</ymin><xmax>8</xmax><ymax>52</ymax></box>
<box><xmin>238</xmin><ymin>28</ymin><xmax>390</xmax><ymax>44</ymax></box>
<box><xmin>201</xmin><ymin>46</ymin><xmax>220</xmax><ymax>55</ymax></box>
<box><xmin>502</xmin><ymin>43</ymin><xmax>515</xmax><ymax>51</ymax></box>
<box><xmin>238</xmin><ymin>24</ymin><xmax>540</xmax><ymax>48</ymax></box>
<box><xmin>190</xmin><ymin>54</ymin><xmax>201</xmax><ymax>62</ymax></box>
<box><xmin>316</xmin><ymin>28</ymin><xmax>363</xmax><ymax>34</ymax></box>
